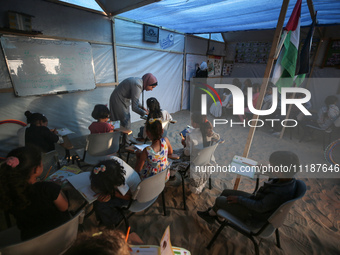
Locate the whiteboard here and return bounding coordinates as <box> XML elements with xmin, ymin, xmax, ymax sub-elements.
<box><xmin>1</xmin><ymin>35</ymin><xmax>96</xmax><ymax>96</ymax></box>
<box><xmin>185</xmin><ymin>54</ymin><xmax>207</xmax><ymax>81</ymax></box>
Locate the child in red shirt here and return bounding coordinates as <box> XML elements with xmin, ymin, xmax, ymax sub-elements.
<box><xmin>88</xmin><ymin>104</ymin><xmax>114</xmax><ymax>134</ymax></box>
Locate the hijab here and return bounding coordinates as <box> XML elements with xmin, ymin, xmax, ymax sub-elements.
<box><xmin>142</xmin><ymin>73</ymin><xmax>157</xmax><ymax>89</ymax></box>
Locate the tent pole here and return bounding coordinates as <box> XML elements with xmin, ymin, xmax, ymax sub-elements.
<box><xmin>233</xmin><ymin>0</ymin><xmax>291</xmax><ymax>190</ymax></box>
<box><xmin>111</xmin><ymin>17</ymin><xmax>119</xmax><ymax>85</ymax></box>
<box><xmin>180</xmin><ymin>37</ymin><xmax>187</xmax><ymax>110</ymax></box>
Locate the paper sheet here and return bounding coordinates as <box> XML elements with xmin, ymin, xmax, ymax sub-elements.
<box><xmin>56</xmin><ymin>127</ymin><xmax>74</xmax><ymax>136</ymax></box>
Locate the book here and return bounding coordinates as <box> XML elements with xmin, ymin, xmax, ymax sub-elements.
<box><xmin>134</xmin><ymin>144</ymin><xmax>149</xmax><ymax>151</ymax></box>
<box><xmin>56</xmin><ymin>127</ymin><xmax>74</xmax><ymax>136</ymax></box>
<box><xmin>45</xmin><ymin>165</ymin><xmax>82</xmax><ymax>186</ymax></box>
<box><xmin>67</xmin><ymin>172</ymin><xmax>98</xmax><ymax>204</ymax></box>
<box><xmin>130</xmin><ymin>226</ymin><xmax>191</xmax><ymax>255</ymax></box>
<box><xmin>108</xmin><ymin>120</ymin><xmax>120</xmax><ymax>129</ymax></box>
<box><xmin>230</xmin><ymin>155</ymin><xmax>258</xmax><ymax>179</ymax></box>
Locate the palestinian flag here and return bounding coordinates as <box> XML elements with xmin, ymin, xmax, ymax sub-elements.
<box><xmin>272</xmin><ymin>0</ymin><xmax>302</xmax><ymax>91</ymax></box>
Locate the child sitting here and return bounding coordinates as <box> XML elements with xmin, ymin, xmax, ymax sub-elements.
<box><xmin>24</xmin><ymin>111</ymin><xmax>60</xmax><ymax>153</ymax></box>
<box><xmin>183</xmin><ymin>112</ymin><xmax>220</xmax><ymax>157</ymax></box>
<box><xmin>139</xmin><ymin>97</ymin><xmax>172</xmax><ymax>139</ymax></box>
<box><xmin>0</xmin><ymin>146</ymin><xmax>70</xmax><ymax>240</ymax></box>
<box><xmin>89</xmin><ymin>104</ymin><xmax>114</xmax><ymax>134</ymax></box>
<box><xmin>90</xmin><ymin>159</ymin><xmax>132</xmax><ymax>227</ymax></box>
<box><xmin>197</xmin><ymin>151</ymin><xmax>299</xmax><ymax>227</ymax></box>
<box><xmin>135</xmin><ymin>118</ymin><xmax>173</xmax><ymax>180</ymax></box>
<box><xmin>170</xmin><ymin>113</ymin><xmax>220</xmax><ymax>193</ymax></box>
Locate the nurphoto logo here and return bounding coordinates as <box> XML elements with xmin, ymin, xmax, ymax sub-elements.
<box><xmin>195</xmin><ymin>82</ymin><xmax>311</xmax><ymax>128</ymax></box>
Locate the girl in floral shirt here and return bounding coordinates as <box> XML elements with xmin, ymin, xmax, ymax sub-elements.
<box><xmin>135</xmin><ymin>118</ymin><xmax>173</xmax><ymax>180</ymax></box>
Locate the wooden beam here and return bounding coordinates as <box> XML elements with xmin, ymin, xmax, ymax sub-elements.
<box><xmin>306</xmin><ymin>0</ymin><xmax>316</xmax><ymax>20</ymax></box>
<box><xmin>95</xmin><ymin>0</ymin><xmax>109</xmax><ymax>16</ymax></box>
<box><xmin>233</xmin><ymin>0</ymin><xmax>291</xmax><ymax>190</ymax></box>
<box><xmin>0</xmin><ymin>88</ymin><xmax>14</xmax><ymax>93</ymax></box>
<box><xmin>180</xmin><ymin>37</ymin><xmax>187</xmax><ymax>110</ymax></box>
<box><xmin>111</xmin><ymin>18</ymin><xmax>119</xmax><ymax>85</ymax></box>
<box><xmin>306</xmin><ymin>0</ymin><xmax>323</xmax><ymax>37</ymax></box>
<box><xmin>96</xmin><ymin>82</ymin><xmax>118</xmax><ymax>87</ymax></box>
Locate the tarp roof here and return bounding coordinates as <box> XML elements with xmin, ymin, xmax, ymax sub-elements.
<box><xmin>118</xmin><ymin>0</ymin><xmax>340</xmax><ymax>33</ymax></box>
<box><xmin>57</xmin><ymin>0</ymin><xmax>340</xmax><ymax>34</ymax></box>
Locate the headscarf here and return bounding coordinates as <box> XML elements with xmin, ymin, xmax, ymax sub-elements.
<box><xmin>200</xmin><ymin>62</ymin><xmax>208</xmax><ymax>71</ymax></box>
<box><xmin>142</xmin><ymin>73</ymin><xmax>158</xmax><ymax>89</ymax></box>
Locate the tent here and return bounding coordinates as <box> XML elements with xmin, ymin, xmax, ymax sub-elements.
<box><xmin>0</xmin><ymin>0</ymin><xmax>339</xmax><ymax>156</ymax></box>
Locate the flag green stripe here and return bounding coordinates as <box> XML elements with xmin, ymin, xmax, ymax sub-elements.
<box><xmin>280</xmin><ymin>31</ymin><xmax>298</xmax><ymax>78</ymax></box>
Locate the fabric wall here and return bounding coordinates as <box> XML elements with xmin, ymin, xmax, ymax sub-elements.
<box><xmin>91</xmin><ymin>44</ymin><xmax>115</xmax><ymax>84</ymax></box>
<box><xmin>115</xmin><ymin>18</ymin><xmax>185</xmax><ymax>121</ymax></box>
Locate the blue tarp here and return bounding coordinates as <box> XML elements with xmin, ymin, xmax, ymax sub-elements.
<box><xmin>119</xmin><ymin>0</ymin><xmax>340</xmax><ymax>33</ymax></box>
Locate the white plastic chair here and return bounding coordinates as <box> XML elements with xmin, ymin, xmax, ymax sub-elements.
<box><xmin>179</xmin><ymin>140</ymin><xmax>222</xmax><ymax>210</ymax></box>
<box><xmin>0</xmin><ymin>210</ymin><xmax>84</xmax><ymax>255</ymax></box>
<box><xmin>75</xmin><ymin>131</ymin><xmax>121</xmax><ymax>166</ymax></box>
<box><xmin>206</xmin><ymin>180</ymin><xmax>307</xmax><ymax>255</ymax></box>
<box><xmin>118</xmin><ymin>167</ymin><xmax>169</xmax><ymax>229</ymax></box>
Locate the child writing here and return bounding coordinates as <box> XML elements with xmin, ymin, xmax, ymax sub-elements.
<box><xmin>140</xmin><ymin>97</ymin><xmax>172</xmax><ymax>139</ymax></box>
<box><xmin>135</xmin><ymin>118</ymin><xmax>173</xmax><ymax>180</ymax></box>
<box><xmin>89</xmin><ymin>104</ymin><xmax>114</xmax><ymax>134</ymax></box>
<box><xmin>90</xmin><ymin>159</ymin><xmax>132</xmax><ymax>227</ymax></box>
<box><xmin>24</xmin><ymin>111</ymin><xmax>60</xmax><ymax>153</ymax></box>
<box><xmin>0</xmin><ymin>146</ymin><xmax>70</xmax><ymax>240</ymax></box>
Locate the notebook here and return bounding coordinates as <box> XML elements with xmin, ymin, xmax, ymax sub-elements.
<box><xmin>67</xmin><ymin>172</ymin><xmax>98</xmax><ymax>204</ymax></box>
<box><xmin>230</xmin><ymin>155</ymin><xmax>258</xmax><ymax>179</ymax></box>
<box><xmin>130</xmin><ymin>226</ymin><xmax>191</xmax><ymax>255</ymax></box>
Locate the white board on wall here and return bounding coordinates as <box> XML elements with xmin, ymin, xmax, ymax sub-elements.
<box><xmin>1</xmin><ymin>35</ymin><xmax>96</xmax><ymax>96</ymax></box>
<box><xmin>186</xmin><ymin>54</ymin><xmax>207</xmax><ymax>81</ymax></box>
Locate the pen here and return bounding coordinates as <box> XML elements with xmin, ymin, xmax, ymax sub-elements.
<box><xmin>125</xmin><ymin>226</ymin><xmax>131</xmax><ymax>243</ymax></box>
<box><xmin>43</xmin><ymin>166</ymin><xmax>53</xmax><ymax>180</ymax></box>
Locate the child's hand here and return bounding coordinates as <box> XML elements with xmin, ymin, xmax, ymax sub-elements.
<box><xmin>97</xmin><ymin>194</ymin><xmax>111</xmax><ymax>202</ymax></box>
<box><xmin>51</xmin><ymin>128</ymin><xmax>58</xmax><ymax>134</ymax></box>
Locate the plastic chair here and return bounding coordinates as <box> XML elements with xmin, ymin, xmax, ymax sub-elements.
<box><xmin>206</xmin><ymin>180</ymin><xmax>307</xmax><ymax>255</ymax></box>
<box><xmin>74</xmin><ymin>131</ymin><xmax>121</xmax><ymax>166</ymax></box>
<box><xmin>179</xmin><ymin>140</ymin><xmax>223</xmax><ymax>210</ymax></box>
<box><xmin>118</xmin><ymin>167</ymin><xmax>169</xmax><ymax>230</ymax></box>
<box><xmin>0</xmin><ymin>210</ymin><xmax>84</xmax><ymax>255</ymax></box>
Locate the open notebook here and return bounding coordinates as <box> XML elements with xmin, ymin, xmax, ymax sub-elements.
<box><xmin>230</xmin><ymin>155</ymin><xmax>258</xmax><ymax>179</ymax></box>
<box><xmin>67</xmin><ymin>172</ymin><xmax>97</xmax><ymax>204</ymax></box>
